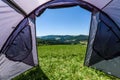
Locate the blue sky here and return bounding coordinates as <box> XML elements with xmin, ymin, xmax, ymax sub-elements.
<box><xmin>36</xmin><ymin>6</ymin><xmax>91</xmax><ymax>36</ymax></box>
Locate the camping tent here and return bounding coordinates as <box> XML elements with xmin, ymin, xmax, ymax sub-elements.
<box><xmin>0</xmin><ymin>0</ymin><xmax>120</xmax><ymax>79</ymax></box>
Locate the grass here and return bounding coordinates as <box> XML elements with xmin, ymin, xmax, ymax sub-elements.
<box><xmin>13</xmin><ymin>45</ymin><xmax>120</xmax><ymax>80</ymax></box>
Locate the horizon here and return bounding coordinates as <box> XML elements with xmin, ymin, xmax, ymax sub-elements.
<box><xmin>36</xmin><ymin>6</ymin><xmax>91</xmax><ymax>36</ymax></box>
<box><xmin>36</xmin><ymin>34</ymin><xmax>89</xmax><ymax>37</ymax></box>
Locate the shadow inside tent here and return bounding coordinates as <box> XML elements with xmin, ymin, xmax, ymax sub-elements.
<box><xmin>12</xmin><ymin>65</ymin><xmax>49</xmax><ymax>80</ymax></box>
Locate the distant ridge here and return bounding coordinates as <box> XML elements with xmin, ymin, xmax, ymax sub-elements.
<box><xmin>37</xmin><ymin>35</ymin><xmax>88</xmax><ymax>45</ymax></box>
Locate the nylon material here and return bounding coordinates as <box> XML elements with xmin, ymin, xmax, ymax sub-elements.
<box><xmin>0</xmin><ymin>1</ymin><xmax>24</xmax><ymax>51</ymax></box>
<box><xmin>11</xmin><ymin>0</ymin><xmax>51</xmax><ymax>14</ymax></box>
<box><xmin>5</xmin><ymin>26</ymin><xmax>32</xmax><ymax>61</ymax></box>
<box><xmin>47</xmin><ymin>2</ymin><xmax>78</xmax><ymax>7</ymax></box>
<box><xmin>94</xmin><ymin>23</ymin><xmax>111</xmax><ymax>51</ymax></box>
<box><xmin>35</xmin><ymin>0</ymin><xmax>88</xmax><ymax>16</ymax></box>
<box><xmin>0</xmin><ymin>1</ymin><xmax>16</xmax><ymax>13</ymax></box>
<box><xmin>35</xmin><ymin>5</ymin><xmax>47</xmax><ymax>16</ymax></box>
<box><xmin>48</xmin><ymin>0</ymin><xmax>79</xmax><ymax>5</ymax></box>
<box><xmin>93</xmin><ymin>22</ymin><xmax>120</xmax><ymax>60</ymax></box>
<box><xmin>0</xmin><ymin>54</ymin><xmax>32</xmax><ymax>80</ymax></box>
<box><xmin>1</xmin><ymin>19</ymin><xmax>28</xmax><ymax>55</ymax></box>
<box><xmin>100</xmin><ymin>13</ymin><xmax>120</xmax><ymax>41</ymax></box>
<box><xmin>100</xmin><ymin>13</ymin><xmax>116</xmax><ymax>27</ymax></box>
<box><xmin>103</xmin><ymin>0</ymin><xmax>120</xmax><ymax>28</ymax></box>
<box><xmin>21</xmin><ymin>26</ymin><xmax>32</xmax><ymax>50</ymax></box>
<box><xmin>51</xmin><ymin>0</ymin><xmax>78</xmax><ymax>3</ymax></box>
<box><xmin>93</xmin><ymin>12</ymin><xmax>120</xmax><ymax>60</ymax></box>
<box><xmin>0</xmin><ymin>16</ymin><xmax>23</xmax><ymax>51</ymax></box>
<box><xmin>92</xmin><ymin>57</ymin><xmax>120</xmax><ymax>78</ymax></box>
<box><xmin>83</xmin><ymin>0</ymin><xmax>112</xmax><ymax>9</ymax></box>
<box><xmin>35</xmin><ymin>2</ymin><xmax>75</xmax><ymax>16</ymax></box>
<box><xmin>28</xmin><ymin>18</ymin><xmax>38</xmax><ymax>65</ymax></box>
<box><xmin>85</xmin><ymin>13</ymin><xmax>99</xmax><ymax>65</ymax></box>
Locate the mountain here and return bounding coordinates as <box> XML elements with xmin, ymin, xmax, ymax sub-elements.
<box><xmin>37</xmin><ymin>35</ymin><xmax>88</xmax><ymax>45</ymax></box>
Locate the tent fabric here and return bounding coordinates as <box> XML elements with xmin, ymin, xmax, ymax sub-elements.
<box><xmin>0</xmin><ymin>0</ymin><xmax>120</xmax><ymax>79</ymax></box>
<box><xmin>83</xmin><ymin>0</ymin><xmax>112</xmax><ymax>9</ymax></box>
<box><xmin>0</xmin><ymin>16</ymin><xmax>37</xmax><ymax>80</ymax></box>
<box><xmin>103</xmin><ymin>0</ymin><xmax>120</xmax><ymax>28</ymax></box>
<box><xmin>0</xmin><ymin>54</ymin><xmax>32</xmax><ymax>80</ymax></box>
<box><xmin>85</xmin><ymin>11</ymin><xmax>120</xmax><ymax>78</ymax></box>
<box><xmin>0</xmin><ymin>1</ymin><xmax>38</xmax><ymax>79</ymax></box>
<box><xmin>84</xmin><ymin>12</ymin><xmax>100</xmax><ymax>66</ymax></box>
<box><xmin>0</xmin><ymin>1</ymin><xmax>24</xmax><ymax>50</ymax></box>
<box><xmin>10</xmin><ymin>0</ymin><xmax>51</xmax><ymax>14</ymax></box>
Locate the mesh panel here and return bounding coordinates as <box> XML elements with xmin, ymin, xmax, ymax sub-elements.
<box><xmin>93</xmin><ymin>13</ymin><xmax>120</xmax><ymax>60</ymax></box>
<box><xmin>5</xmin><ymin>25</ymin><xmax>32</xmax><ymax>61</ymax></box>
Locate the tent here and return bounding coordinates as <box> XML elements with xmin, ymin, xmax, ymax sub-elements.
<box><xmin>0</xmin><ymin>0</ymin><xmax>120</xmax><ymax>79</ymax></box>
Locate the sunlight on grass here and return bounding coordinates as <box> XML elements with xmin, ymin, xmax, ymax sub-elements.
<box><xmin>13</xmin><ymin>45</ymin><xmax>120</xmax><ymax>80</ymax></box>
<box><xmin>38</xmin><ymin>45</ymin><xmax>119</xmax><ymax>80</ymax></box>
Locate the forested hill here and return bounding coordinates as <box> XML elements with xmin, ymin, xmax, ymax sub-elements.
<box><xmin>37</xmin><ymin>35</ymin><xmax>88</xmax><ymax>45</ymax></box>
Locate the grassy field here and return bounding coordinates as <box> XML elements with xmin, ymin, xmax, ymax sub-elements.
<box><xmin>13</xmin><ymin>45</ymin><xmax>120</xmax><ymax>80</ymax></box>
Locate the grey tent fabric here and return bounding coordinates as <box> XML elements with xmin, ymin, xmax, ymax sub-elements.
<box><xmin>10</xmin><ymin>0</ymin><xmax>51</xmax><ymax>14</ymax></box>
<box><xmin>0</xmin><ymin>0</ymin><xmax>120</xmax><ymax>79</ymax></box>
<box><xmin>0</xmin><ymin>1</ymin><xmax>24</xmax><ymax>50</ymax></box>
<box><xmin>84</xmin><ymin>12</ymin><xmax>100</xmax><ymax>66</ymax></box>
<box><xmin>0</xmin><ymin>1</ymin><xmax>38</xmax><ymax>79</ymax></box>
<box><xmin>103</xmin><ymin>0</ymin><xmax>120</xmax><ymax>28</ymax></box>
<box><xmin>0</xmin><ymin>14</ymin><xmax>38</xmax><ymax>80</ymax></box>
<box><xmin>83</xmin><ymin>0</ymin><xmax>112</xmax><ymax>9</ymax></box>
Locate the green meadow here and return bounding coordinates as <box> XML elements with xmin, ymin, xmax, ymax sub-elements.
<box><xmin>13</xmin><ymin>45</ymin><xmax>119</xmax><ymax>80</ymax></box>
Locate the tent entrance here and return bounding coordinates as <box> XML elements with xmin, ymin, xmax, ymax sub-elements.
<box><xmin>36</xmin><ymin>2</ymin><xmax>120</xmax><ymax>77</ymax></box>
<box><xmin>36</xmin><ymin>6</ymin><xmax>91</xmax><ymax>79</ymax></box>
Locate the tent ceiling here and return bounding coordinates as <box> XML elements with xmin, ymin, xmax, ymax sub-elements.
<box><xmin>83</xmin><ymin>0</ymin><xmax>112</xmax><ymax>9</ymax></box>
<box><xmin>10</xmin><ymin>0</ymin><xmax>51</xmax><ymax>14</ymax></box>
